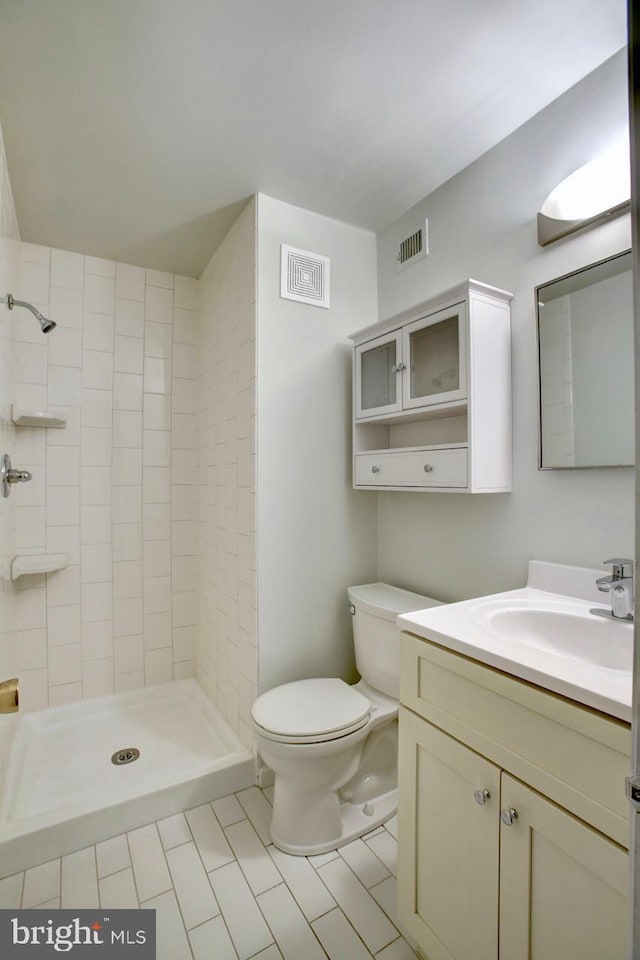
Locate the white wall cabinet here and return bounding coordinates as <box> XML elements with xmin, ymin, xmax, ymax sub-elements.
<box><xmin>350</xmin><ymin>281</ymin><xmax>512</xmax><ymax>493</ymax></box>
<box><xmin>398</xmin><ymin>633</ymin><xmax>630</xmax><ymax>960</ymax></box>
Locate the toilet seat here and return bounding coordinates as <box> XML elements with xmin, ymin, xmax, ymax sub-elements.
<box><xmin>251</xmin><ymin>678</ymin><xmax>371</xmax><ymax>744</ymax></box>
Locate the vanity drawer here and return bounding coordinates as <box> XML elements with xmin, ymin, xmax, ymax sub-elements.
<box><xmin>400</xmin><ymin>632</ymin><xmax>631</xmax><ymax>847</ymax></box>
<box><xmin>355</xmin><ymin>447</ymin><xmax>467</xmax><ymax>488</ymax></box>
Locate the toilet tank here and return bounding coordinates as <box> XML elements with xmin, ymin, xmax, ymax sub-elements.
<box><xmin>348</xmin><ymin>583</ymin><xmax>443</xmax><ymax>699</ymax></box>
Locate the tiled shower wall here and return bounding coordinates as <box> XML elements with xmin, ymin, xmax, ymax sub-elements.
<box><xmin>539</xmin><ymin>295</ymin><xmax>574</xmax><ymax>467</ymax></box>
<box><xmin>0</xmin><ymin>118</ymin><xmax>20</xmax><ymax>731</ymax></box>
<box><xmin>11</xmin><ymin>245</ymin><xmax>200</xmax><ymax>710</ymax></box>
<box><xmin>196</xmin><ymin>199</ymin><xmax>257</xmax><ymax>750</ymax></box>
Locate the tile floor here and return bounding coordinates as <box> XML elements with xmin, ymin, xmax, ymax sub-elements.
<box><xmin>0</xmin><ymin>785</ymin><xmax>418</xmax><ymax>960</ymax></box>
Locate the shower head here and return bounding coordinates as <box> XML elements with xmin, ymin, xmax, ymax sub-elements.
<box><xmin>2</xmin><ymin>293</ymin><xmax>56</xmax><ymax>333</ymax></box>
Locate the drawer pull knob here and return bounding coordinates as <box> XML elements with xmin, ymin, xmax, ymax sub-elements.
<box><xmin>424</xmin><ymin>464</ymin><xmax>433</xmax><ymax>473</ymax></box>
<box><xmin>501</xmin><ymin>808</ymin><xmax>519</xmax><ymax>827</ymax></box>
<box><xmin>371</xmin><ymin>465</ymin><xmax>380</xmax><ymax>474</ymax></box>
<box><xmin>473</xmin><ymin>789</ymin><xmax>491</xmax><ymax>806</ymax></box>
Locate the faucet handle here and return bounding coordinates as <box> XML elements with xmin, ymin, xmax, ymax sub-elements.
<box><xmin>603</xmin><ymin>559</ymin><xmax>634</xmax><ymax>578</ymax></box>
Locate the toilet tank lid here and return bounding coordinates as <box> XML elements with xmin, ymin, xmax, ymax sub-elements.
<box><xmin>347</xmin><ymin>582</ymin><xmax>443</xmax><ymax>621</ymax></box>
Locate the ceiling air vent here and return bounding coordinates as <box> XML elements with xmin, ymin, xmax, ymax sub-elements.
<box><xmin>396</xmin><ymin>220</ymin><xmax>429</xmax><ymax>270</ymax></box>
<box><xmin>280</xmin><ymin>244</ymin><xmax>330</xmax><ymax>309</ymax></box>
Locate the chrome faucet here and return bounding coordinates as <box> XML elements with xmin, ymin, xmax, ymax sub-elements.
<box><xmin>591</xmin><ymin>558</ymin><xmax>634</xmax><ymax>623</ymax></box>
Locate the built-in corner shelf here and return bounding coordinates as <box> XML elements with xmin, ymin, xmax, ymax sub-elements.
<box><xmin>11</xmin><ymin>406</ymin><xmax>67</xmax><ymax>429</ymax></box>
<box><xmin>11</xmin><ymin>553</ymin><xmax>68</xmax><ymax>580</ymax></box>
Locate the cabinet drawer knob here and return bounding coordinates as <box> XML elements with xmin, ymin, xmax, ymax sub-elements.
<box><xmin>501</xmin><ymin>808</ymin><xmax>519</xmax><ymax>826</ymax></box>
<box><xmin>424</xmin><ymin>464</ymin><xmax>434</xmax><ymax>473</ymax></box>
<box><xmin>473</xmin><ymin>789</ymin><xmax>491</xmax><ymax>805</ymax></box>
<box><xmin>371</xmin><ymin>466</ymin><xmax>380</xmax><ymax>474</ymax></box>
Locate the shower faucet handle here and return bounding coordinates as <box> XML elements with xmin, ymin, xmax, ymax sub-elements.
<box><xmin>0</xmin><ymin>453</ymin><xmax>32</xmax><ymax>498</ymax></box>
<box><xmin>8</xmin><ymin>468</ymin><xmax>31</xmax><ymax>483</ymax></box>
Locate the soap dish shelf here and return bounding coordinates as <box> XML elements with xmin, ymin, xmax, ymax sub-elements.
<box><xmin>11</xmin><ymin>553</ymin><xmax>68</xmax><ymax>580</ymax></box>
<box><xmin>11</xmin><ymin>407</ymin><xmax>67</xmax><ymax>429</ymax></box>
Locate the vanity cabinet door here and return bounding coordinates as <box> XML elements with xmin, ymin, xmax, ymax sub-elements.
<box><xmin>354</xmin><ymin>330</ymin><xmax>403</xmax><ymax>419</ymax></box>
<box><xmin>401</xmin><ymin>302</ymin><xmax>467</xmax><ymax>409</ymax></box>
<box><xmin>499</xmin><ymin>774</ymin><xmax>628</xmax><ymax>960</ymax></box>
<box><xmin>398</xmin><ymin>708</ymin><xmax>500</xmax><ymax>960</ymax></box>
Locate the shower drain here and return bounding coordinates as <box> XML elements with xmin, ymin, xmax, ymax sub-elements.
<box><xmin>111</xmin><ymin>747</ymin><xmax>140</xmax><ymax>766</ymax></box>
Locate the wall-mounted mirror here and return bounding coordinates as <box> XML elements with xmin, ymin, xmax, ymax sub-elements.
<box><xmin>537</xmin><ymin>249</ymin><xmax>633</xmax><ymax>469</ymax></box>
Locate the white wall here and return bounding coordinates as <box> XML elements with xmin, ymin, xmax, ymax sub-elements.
<box><xmin>256</xmin><ymin>194</ymin><xmax>379</xmax><ymax>692</ymax></box>
<box><xmin>375</xmin><ymin>50</ymin><xmax>633</xmax><ymax>601</ymax></box>
<box><xmin>8</xmin><ymin>245</ymin><xmax>199</xmax><ymax>709</ymax></box>
<box><xmin>196</xmin><ymin>199</ymin><xmax>257</xmax><ymax>750</ymax></box>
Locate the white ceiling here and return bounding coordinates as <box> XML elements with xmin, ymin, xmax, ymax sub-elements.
<box><xmin>0</xmin><ymin>0</ymin><xmax>627</xmax><ymax>277</ymax></box>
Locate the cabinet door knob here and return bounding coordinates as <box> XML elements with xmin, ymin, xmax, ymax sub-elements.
<box><xmin>501</xmin><ymin>808</ymin><xmax>519</xmax><ymax>826</ymax></box>
<box><xmin>391</xmin><ymin>364</ymin><xmax>401</xmax><ymax>374</ymax></box>
<box><xmin>473</xmin><ymin>789</ymin><xmax>491</xmax><ymax>805</ymax></box>
<box><xmin>371</xmin><ymin>466</ymin><xmax>380</xmax><ymax>474</ymax></box>
<box><xmin>423</xmin><ymin>464</ymin><xmax>433</xmax><ymax>473</ymax></box>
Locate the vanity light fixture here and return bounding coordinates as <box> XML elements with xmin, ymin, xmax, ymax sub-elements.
<box><xmin>537</xmin><ymin>135</ymin><xmax>630</xmax><ymax>246</ymax></box>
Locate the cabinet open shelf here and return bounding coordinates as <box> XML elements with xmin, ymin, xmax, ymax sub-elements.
<box><xmin>357</xmin><ymin>441</ymin><xmax>467</xmax><ymax>457</ymax></box>
<box><xmin>356</xmin><ymin>399</ymin><xmax>467</xmax><ymax>425</ymax></box>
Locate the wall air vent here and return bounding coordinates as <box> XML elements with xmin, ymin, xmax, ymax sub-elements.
<box><xmin>280</xmin><ymin>245</ymin><xmax>330</xmax><ymax>309</ymax></box>
<box><xmin>397</xmin><ymin>220</ymin><xmax>429</xmax><ymax>270</ymax></box>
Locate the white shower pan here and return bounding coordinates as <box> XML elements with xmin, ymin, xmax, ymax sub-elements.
<box><xmin>0</xmin><ymin>679</ymin><xmax>254</xmax><ymax>878</ymax></box>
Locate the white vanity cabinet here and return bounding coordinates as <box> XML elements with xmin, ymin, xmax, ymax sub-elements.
<box><xmin>350</xmin><ymin>281</ymin><xmax>512</xmax><ymax>493</ymax></box>
<box><xmin>397</xmin><ymin>633</ymin><xmax>630</xmax><ymax>960</ymax></box>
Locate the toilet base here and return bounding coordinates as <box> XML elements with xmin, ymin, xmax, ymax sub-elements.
<box><xmin>270</xmin><ymin>786</ymin><xmax>397</xmax><ymax>856</ymax></box>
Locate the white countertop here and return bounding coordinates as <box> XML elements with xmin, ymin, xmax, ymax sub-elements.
<box><xmin>398</xmin><ymin>565</ymin><xmax>633</xmax><ymax>723</ymax></box>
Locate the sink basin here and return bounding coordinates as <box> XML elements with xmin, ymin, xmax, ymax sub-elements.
<box><xmin>398</xmin><ymin>562</ymin><xmax>634</xmax><ymax>721</ymax></box>
<box><xmin>473</xmin><ymin>598</ymin><xmax>633</xmax><ymax>673</ymax></box>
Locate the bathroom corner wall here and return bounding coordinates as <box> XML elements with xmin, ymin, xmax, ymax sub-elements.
<box><xmin>375</xmin><ymin>50</ymin><xmax>633</xmax><ymax>601</ymax></box>
<box><xmin>196</xmin><ymin>198</ymin><xmax>257</xmax><ymax>750</ymax></box>
<box><xmin>10</xmin><ymin>247</ymin><xmax>200</xmax><ymax>710</ymax></box>
<box><xmin>256</xmin><ymin>194</ymin><xmax>379</xmax><ymax>695</ymax></box>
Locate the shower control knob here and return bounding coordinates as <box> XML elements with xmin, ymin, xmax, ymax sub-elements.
<box><xmin>501</xmin><ymin>808</ymin><xmax>519</xmax><ymax>826</ymax></box>
<box><xmin>8</xmin><ymin>468</ymin><xmax>31</xmax><ymax>483</ymax></box>
<box><xmin>473</xmin><ymin>789</ymin><xmax>491</xmax><ymax>805</ymax></box>
<box><xmin>0</xmin><ymin>453</ymin><xmax>32</xmax><ymax>498</ymax></box>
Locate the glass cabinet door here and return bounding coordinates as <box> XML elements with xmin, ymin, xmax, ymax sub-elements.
<box><xmin>402</xmin><ymin>303</ymin><xmax>467</xmax><ymax>409</ymax></box>
<box><xmin>355</xmin><ymin>330</ymin><xmax>403</xmax><ymax>419</ymax></box>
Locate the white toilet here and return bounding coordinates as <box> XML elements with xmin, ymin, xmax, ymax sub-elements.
<box><xmin>251</xmin><ymin>582</ymin><xmax>442</xmax><ymax>855</ymax></box>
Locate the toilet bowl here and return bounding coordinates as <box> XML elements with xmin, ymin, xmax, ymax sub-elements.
<box><xmin>251</xmin><ymin>583</ymin><xmax>442</xmax><ymax>855</ymax></box>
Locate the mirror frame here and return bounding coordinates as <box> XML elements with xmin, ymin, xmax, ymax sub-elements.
<box><xmin>535</xmin><ymin>247</ymin><xmax>633</xmax><ymax>471</ymax></box>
